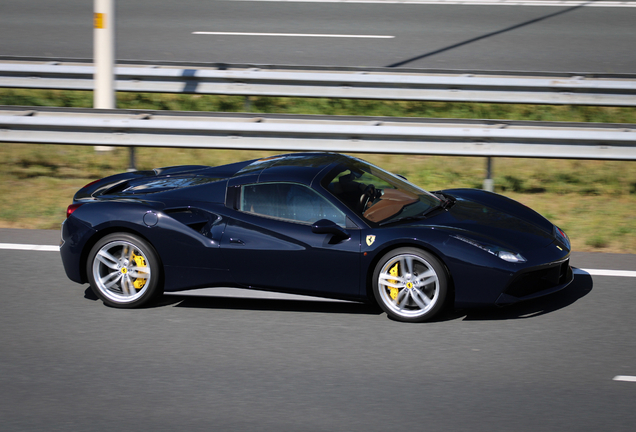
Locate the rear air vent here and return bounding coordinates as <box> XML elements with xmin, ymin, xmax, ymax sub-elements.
<box><xmin>165</xmin><ymin>208</ymin><xmax>219</xmax><ymax>235</ymax></box>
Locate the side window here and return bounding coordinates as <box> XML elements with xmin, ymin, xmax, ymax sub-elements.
<box><xmin>240</xmin><ymin>183</ymin><xmax>347</xmax><ymax>227</ymax></box>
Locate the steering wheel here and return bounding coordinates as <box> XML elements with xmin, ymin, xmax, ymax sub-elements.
<box><xmin>359</xmin><ymin>184</ymin><xmax>377</xmax><ymax>213</ymax></box>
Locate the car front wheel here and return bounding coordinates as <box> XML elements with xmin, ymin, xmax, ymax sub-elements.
<box><xmin>87</xmin><ymin>233</ymin><xmax>162</xmax><ymax>308</ymax></box>
<box><xmin>373</xmin><ymin>247</ymin><xmax>447</xmax><ymax>322</ymax></box>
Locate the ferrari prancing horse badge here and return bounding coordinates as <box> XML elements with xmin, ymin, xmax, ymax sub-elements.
<box><xmin>366</xmin><ymin>235</ymin><xmax>376</xmax><ymax>246</ymax></box>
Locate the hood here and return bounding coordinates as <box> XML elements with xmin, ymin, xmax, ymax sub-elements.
<box><xmin>426</xmin><ymin>189</ymin><xmax>556</xmax><ymax>249</ymax></box>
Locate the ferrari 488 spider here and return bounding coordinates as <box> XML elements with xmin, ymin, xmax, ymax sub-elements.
<box><xmin>60</xmin><ymin>152</ymin><xmax>573</xmax><ymax>322</ymax></box>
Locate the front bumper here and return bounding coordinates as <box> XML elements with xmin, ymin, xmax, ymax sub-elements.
<box><xmin>495</xmin><ymin>257</ymin><xmax>574</xmax><ymax>306</ymax></box>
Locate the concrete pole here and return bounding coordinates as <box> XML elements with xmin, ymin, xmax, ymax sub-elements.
<box><xmin>94</xmin><ymin>0</ymin><xmax>115</xmax><ymax>152</ymax></box>
<box><xmin>483</xmin><ymin>157</ymin><xmax>494</xmax><ymax>192</ymax></box>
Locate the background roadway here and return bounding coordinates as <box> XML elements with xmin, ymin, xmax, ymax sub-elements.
<box><xmin>1</xmin><ymin>0</ymin><xmax>635</xmax><ymax>73</ymax></box>
<box><xmin>1</xmin><ymin>228</ymin><xmax>634</xmax><ymax>431</ymax></box>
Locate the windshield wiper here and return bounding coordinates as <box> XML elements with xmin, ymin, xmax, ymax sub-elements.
<box><xmin>418</xmin><ymin>202</ymin><xmax>446</xmax><ymax>218</ymax></box>
<box><xmin>433</xmin><ymin>193</ymin><xmax>456</xmax><ymax>210</ymax></box>
<box><xmin>417</xmin><ymin>194</ymin><xmax>455</xmax><ymax>217</ymax></box>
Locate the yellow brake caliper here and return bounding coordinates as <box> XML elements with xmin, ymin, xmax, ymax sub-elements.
<box><xmin>388</xmin><ymin>262</ymin><xmax>399</xmax><ymax>301</ymax></box>
<box><xmin>132</xmin><ymin>253</ymin><xmax>147</xmax><ymax>290</ymax></box>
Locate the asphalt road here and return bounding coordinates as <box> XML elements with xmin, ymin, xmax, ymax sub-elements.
<box><xmin>0</xmin><ymin>228</ymin><xmax>634</xmax><ymax>431</ymax></box>
<box><xmin>1</xmin><ymin>0</ymin><xmax>635</xmax><ymax>72</ymax></box>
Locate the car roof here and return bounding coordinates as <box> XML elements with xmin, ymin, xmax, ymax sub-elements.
<box><xmin>83</xmin><ymin>152</ymin><xmax>353</xmax><ymax>202</ymax></box>
<box><xmin>232</xmin><ymin>152</ymin><xmax>348</xmax><ymax>185</ymax></box>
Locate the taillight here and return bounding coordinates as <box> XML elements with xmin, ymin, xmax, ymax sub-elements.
<box><xmin>66</xmin><ymin>203</ymin><xmax>84</xmax><ymax>218</ymax></box>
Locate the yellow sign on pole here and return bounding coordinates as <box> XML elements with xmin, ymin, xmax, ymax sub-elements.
<box><xmin>94</xmin><ymin>13</ymin><xmax>105</xmax><ymax>29</ymax></box>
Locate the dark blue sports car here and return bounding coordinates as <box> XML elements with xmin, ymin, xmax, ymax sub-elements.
<box><xmin>60</xmin><ymin>152</ymin><xmax>573</xmax><ymax>322</ymax></box>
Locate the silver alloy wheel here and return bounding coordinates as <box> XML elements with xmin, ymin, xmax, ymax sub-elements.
<box><xmin>377</xmin><ymin>253</ymin><xmax>440</xmax><ymax>319</ymax></box>
<box><xmin>91</xmin><ymin>240</ymin><xmax>152</xmax><ymax>304</ymax></box>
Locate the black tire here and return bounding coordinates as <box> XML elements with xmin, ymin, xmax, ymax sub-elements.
<box><xmin>87</xmin><ymin>233</ymin><xmax>162</xmax><ymax>308</ymax></box>
<box><xmin>372</xmin><ymin>247</ymin><xmax>448</xmax><ymax>322</ymax></box>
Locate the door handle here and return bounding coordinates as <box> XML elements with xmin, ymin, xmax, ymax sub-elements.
<box><xmin>230</xmin><ymin>238</ymin><xmax>245</xmax><ymax>245</ymax></box>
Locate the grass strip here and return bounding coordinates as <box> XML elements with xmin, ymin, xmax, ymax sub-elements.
<box><xmin>2</xmin><ymin>88</ymin><xmax>636</xmax><ymax>123</ymax></box>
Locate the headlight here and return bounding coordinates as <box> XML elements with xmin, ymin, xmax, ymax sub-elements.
<box><xmin>495</xmin><ymin>250</ymin><xmax>526</xmax><ymax>263</ymax></box>
<box><xmin>452</xmin><ymin>234</ymin><xmax>527</xmax><ymax>263</ymax></box>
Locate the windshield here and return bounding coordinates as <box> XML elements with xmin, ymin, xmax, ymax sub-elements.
<box><xmin>322</xmin><ymin>157</ymin><xmax>441</xmax><ymax>225</ymax></box>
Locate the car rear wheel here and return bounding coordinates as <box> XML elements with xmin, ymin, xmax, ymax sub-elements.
<box><xmin>87</xmin><ymin>233</ymin><xmax>162</xmax><ymax>308</ymax></box>
<box><xmin>373</xmin><ymin>247</ymin><xmax>447</xmax><ymax>322</ymax></box>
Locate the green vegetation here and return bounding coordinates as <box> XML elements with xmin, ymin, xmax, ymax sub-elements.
<box><xmin>0</xmin><ymin>88</ymin><xmax>634</xmax><ymax>253</ymax></box>
<box><xmin>3</xmin><ymin>88</ymin><xmax>636</xmax><ymax>123</ymax></box>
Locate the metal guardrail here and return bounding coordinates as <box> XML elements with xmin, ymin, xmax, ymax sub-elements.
<box><xmin>1</xmin><ymin>58</ymin><xmax>636</xmax><ymax>106</ymax></box>
<box><xmin>1</xmin><ymin>106</ymin><xmax>635</xmax><ymax>160</ymax></box>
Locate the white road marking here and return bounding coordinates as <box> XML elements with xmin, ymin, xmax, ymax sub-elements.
<box><xmin>192</xmin><ymin>31</ymin><xmax>394</xmax><ymax>38</ymax></box>
<box><xmin>229</xmin><ymin>0</ymin><xmax>636</xmax><ymax>8</ymax></box>
<box><xmin>0</xmin><ymin>243</ymin><xmax>60</xmax><ymax>252</ymax></box>
<box><xmin>574</xmin><ymin>268</ymin><xmax>636</xmax><ymax>278</ymax></box>
<box><xmin>0</xmin><ymin>243</ymin><xmax>634</xmax><ymax>278</ymax></box>
<box><xmin>613</xmin><ymin>375</ymin><xmax>636</xmax><ymax>382</ymax></box>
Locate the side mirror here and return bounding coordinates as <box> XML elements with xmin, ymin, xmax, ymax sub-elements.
<box><xmin>312</xmin><ymin>219</ymin><xmax>350</xmax><ymax>240</ymax></box>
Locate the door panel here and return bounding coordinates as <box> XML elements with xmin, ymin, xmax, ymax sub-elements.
<box><xmin>222</xmin><ymin>214</ymin><xmax>361</xmax><ymax>298</ymax></box>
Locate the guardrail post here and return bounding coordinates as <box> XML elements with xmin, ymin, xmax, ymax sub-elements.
<box><xmin>127</xmin><ymin>147</ymin><xmax>137</xmax><ymax>172</ymax></box>
<box><xmin>483</xmin><ymin>157</ymin><xmax>494</xmax><ymax>192</ymax></box>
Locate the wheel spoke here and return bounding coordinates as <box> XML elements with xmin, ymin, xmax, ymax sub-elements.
<box><xmin>128</xmin><ymin>268</ymin><xmax>149</xmax><ymax>279</ymax></box>
<box><xmin>379</xmin><ymin>272</ymin><xmax>405</xmax><ymax>288</ymax></box>
<box><xmin>397</xmin><ymin>289</ymin><xmax>410</xmax><ymax>310</ymax></box>
<box><xmin>123</xmin><ymin>276</ymin><xmax>136</xmax><ymax>296</ymax></box>
<box><xmin>101</xmin><ymin>272</ymin><xmax>122</xmax><ymax>289</ymax></box>
<box><xmin>419</xmin><ymin>277</ymin><xmax>437</xmax><ymax>287</ymax></box>
<box><xmin>127</xmin><ymin>246</ymin><xmax>135</xmax><ymax>263</ymax></box>
<box><xmin>96</xmin><ymin>250</ymin><xmax>120</xmax><ymax>269</ymax></box>
<box><xmin>411</xmin><ymin>287</ymin><xmax>431</xmax><ymax>309</ymax></box>
<box><xmin>417</xmin><ymin>269</ymin><xmax>435</xmax><ymax>283</ymax></box>
<box><xmin>120</xmin><ymin>276</ymin><xmax>129</xmax><ymax>295</ymax></box>
<box><xmin>403</xmin><ymin>256</ymin><xmax>414</xmax><ymax>275</ymax></box>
